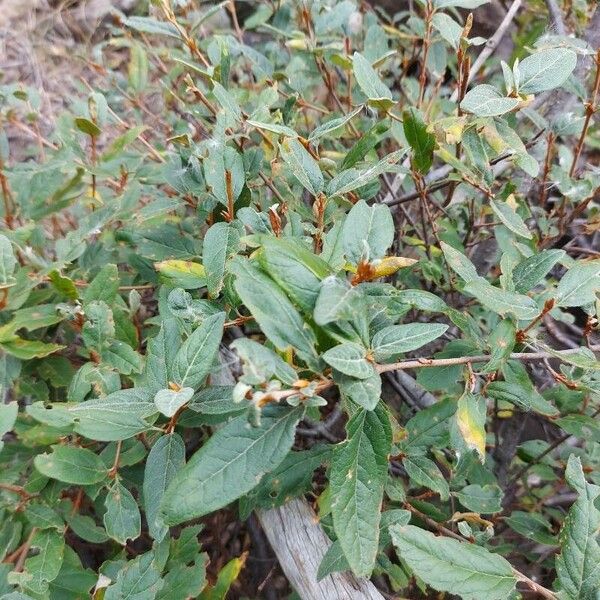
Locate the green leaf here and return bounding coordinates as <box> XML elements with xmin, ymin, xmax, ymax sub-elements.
<box><xmin>330</xmin><ymin>405</ymin><xmax>391</xmax><ymax>577</ymax></box>
<box><xmin>103</xmin><ymin>481</ymin><xmax>141</xmax><ymax>545</ymax></box>
<box><xmin>555</xmin><ymin>455</ymin><xmax>600</xmax><ymax>599</ymax></box>
<box><xmin>440</xmin><ymin>241</ymin><xmax>480</xmax><ymax>283</ymax></box>
<box><xmin>480</xmin><ymin>320</ymin><xmax>515</xmax><ymax>373</ymax></box>
<box><xmin>203</xmin><ymin>222</ymin><xmax>241</xmax><ymax>297</ymax></box>
<box><xmin>104</xmin><ymin>552</ymin><xmax>163</xmax><ymax>600</ymax></box>
<box><xmin>390</xmin><ymin>524</ymin><xmax>516</xmax><ymax>599</ymax></box>
<box><xmin>434</xmin><ymin>0</ymin><xmax>490</xmax><ymax>7</ymax></box>
<box><xmin>512</xmin><ymin>250</ymin><xmax>565</xmax><ymax>293</ymax></box>
<box><xmin>402</xmin><ymin>108</ymin><xmax>435</xmax><ymax>173</ymax></box>
<box><xmin>0</xmin><ymin>402</ymin><xmax>17</xmax><ymax>454</ymax></box>
<box><xmin>486</xmin><ymin>381</ymin><xmax>533</xmax><ymax>411</ymax></box>
<box><xmin>371</xmin><ymin>323</ymin><xmax>448</xmax><ymax>361</ymax></box>
<box><xmin>156</xmin><ymin>555</ymin><xmax>206</xmax><ymax>600</ymax></box>
<box><xmin>279</xmin><ymin>138</ymin><xmax>324</xmax><ymax>196</ymax></box>
<box><xmin>154</xmin><ymin>387</ymin><xmax>194</xmax><ymax>418</ymax></box>
<box><xmin>231</xmin><ymin>338</ymin><xmax>296</xmax><ymax>386</ymax></box>
<box><xmin>454</xmin><ymin>484</ymin><xmax>503</xmax><ymax>514</ymax></box>
<box><xmin>231</xmin><ymin>260</ymin><xmax>318</xmax><ymax>366</ymax></box>
<box><xmin>198</xmin><ymin>554</ymin><xmax>245</xmax><ymax>600</ymax></box>
<box><xmin>326</xmin><ymin>149</ymin><xmax>406</xmax><ymax>198</ymax></box>
<box><xmin>353</xmin><ymin>52</ymin><xmax>394</xmax><ymax>110</ymax></box>
<box><xmin>308</xmin><ymin>106</ymin><xmax>363</xmax><ymax>141</ymax></box>
<box><xmin>402</xmin><ymin>455</ymin><xmax>449</xmax><ymax>501</ymax></box>
<box><xmin>204</xmin><ymin>145</ymin><xmax>245</xmax><ymax>206</ymax></box>
<box><xmin>336</xmin><ymin>372</ymin><xmax>382</xmax><ymax>411</ymax></box>
<box><xmin>67</xmin><ymin>514</ymin><xmax>109</xmax><ymax>544</ymax></box>
<box><xmin>8</xmin><ymin>529</ymin><xmax>65</xmax><ymax>595</ymax></box>
<box><xmin>322</xmin><ymin>342</ymin><xmax>376</xmax><ymax>379</ymax></box>
<box><xmin>246</xmin><ymin>119</ymin><xmax>297</xmax><ymax>137</ymax></box>
<box><xmin>48</xmin><ymin>269</ymin><xmax>78</xmax><ymax>300</ymax></box>
<box><xmin>212</xmin><ymin>81</ymin><xmax>242</xmax><ymax>123</ymax></box>
<box><xmin>431</xmin><ymin>13</ymin><xmax>463</xmax><ymax>50</ymax></box>
<box><xmin>0</xmin><ymin>338</ymin><xmax>64</xmax><ymax>360</ymax></box>
<box><xmin>460</xmin><ymin>85</ymin><xmax>519</xmax><ymax>117</ymax></box>
<box><xmin>555</xmin><ymin>260</ymin><xmax>600</xmax><ymax>307</ymax></box>
<box><xmin>314</xmin><ymin>276</ymin><xmax>364</xmax><ymax>325</ymax></box>
<box><xmin>144</xmin><ymin>434</ymin><xmax>185</xmax><ymax>541</ymax></box>
<box><xmin>122</xmin><ymin>15</ymin><xmax>180</xmax><ymax>38</ymax></box>
<box><xmin>556</xmin><ymin>414</ymin><xmax>600</xmax><ymax>443</ymax></box>
<box><xmin>342</xmin><ymin>200</ymin><xmax>394</xmax><ymax>264</ymax></box>
<box><xmin>404</xmin><ymin>398</ymin><xmax>456</xmax><ymax>450</ymax></box>
<box><xmin>464</xmin><ymin>279</ymin><xmax>539</xmax><ymax>320</ymax></box>
<box><xmin>490</xmin><ymin>199</ymin><xmax>532</xmax><ymax>239</ymax></box>
<box><xmin>68</xmin><ymin>388</ymin><xmax>153</xmax><ymax>441</ymax></box>
<box><xmin>505</xmin><ymin>511</ymin><xmax>557</xmax><ymax>546</ymax></box>
<box><xmin>101</xmin><ymin>125</ymin><xmax>147</xmax><ymax>162</ymax></box>
<box><xmin>33</xmin><ymin>445</ymin><xmax>108</xmax><ymax>485</ymax></box>
<box><xmin>172</xmin><ymin>312</ymin><xmax>225</xmax><ymax>389</ymax></box>
<box><xmin>81</xmin><ymin>264</ymin><xmax>119</xmax><ymax>305</ymax></box>
<box><xmin>128</xmin><ymin>44</ymin><xmax>148</xmax><ymax>93</ymax></box>
<box><xmin>259</xmin><ymin>236</ymin><xmax>332</xmax><ymax>311</ymax></box>
<box><xmin>518</xmin><ymin>48</ymin><xmax>577</xmax><ymax>94</ymax></box>
<box><xmin>0</xmin><ymin>235</ymin><xmax>16</xmax><ymax>288</ymax></box>
<box><xmin>74</xmin><ymin>117</ymin><xmax>101</xmax><ymax>137</ymax></box>
<box><xmin>161</xmin><ymin>406</ymin><xmax>303</xmax><ymax>525</ymax></box>
<box><xmin>143</xmin><ymin>319</ymin><xmax>180</xmax><ymax>393</ymax></box>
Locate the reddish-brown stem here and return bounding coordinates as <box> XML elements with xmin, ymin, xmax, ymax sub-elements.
<box><xmin>417</xmin><ymin>1</ymin><xmax>433</xmax><ymax>108</ymax></box>
<box><xmin>569</xmin><ymin>49</ymin><xmax>600</xmax><ymax>177</ymax></box>
<box><xmin>539</xmin><ymin>132</ymin><xmax>555</xmax><ymax>207</ymax></box>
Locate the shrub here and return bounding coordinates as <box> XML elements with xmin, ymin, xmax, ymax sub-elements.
<box><xmin>0</xmin><ymin>0</ymin><xmax>599</xmax><ymax>598</ymax></box>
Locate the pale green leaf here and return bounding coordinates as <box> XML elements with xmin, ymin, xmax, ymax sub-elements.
<box><xmin>490</xmin><ymin>199</ymin><xmax>532</xmax><ymax>239</ymax></box>
<box><xmin>172</xmin><ymin>312</ymin><xmax>225</xmax><ymax>389</ymax></box>
<box><xmin>154</xmin><ymin>387</ymin><xmax>194</xmax><ymax>418</ymax></box>
<box><xmin>342</xmin><ymin>200</ymin><xmax>394</xmax><ymax>264</ymax></box>
<box><xmin>144</xmin><ymin>434</ymin><xmax>185</xmax><ymax>541</ymax></box>
<box><xmin>555</xmin><ymin>260</ymin><xmax>600</xmax><ymax>307</ymax></box>
<box><xmin>279</xmin><ymin>138</ymin><xmax>324</xmax><ymax>196</ymax></box>
<box><xmin>322</xmin><ymin>342</ymin><xmax>376</xmax><ymax>379</ymax></box>
<box><xmin>371</xmin><ymin>323</ymin><xmax>448</xmax><ymax>361</ymax></box>
<box><xmin>461</xmin><ymin>85</ymin><xmax>519</xmax><ymax>117</ymax></box>
<box><xmin>403</xmin><ymin>455</ymin><xmax>449</xmax><ymax>501</ymax></box>
<box><xmin>555</xmin><ymin>455</ymin><xmax>600</xmax><ymax>599</ymax></box>
<box><xmin>161</xmin><ymin>406</ymin><xmax>303</xmax><ymax>524</ymax></box>
<box><xmin>34</xmin><ymin>445</ymin><xmax>108</xmax><ymax>485</ymax></box>
<box><xmin>518</xmin><ymin>48</ymin><xmax>577</xmax><ymax>94</ymax></box>
<box><xmin>352</xmin><ymin>52</ymin><xmax>394</xmax><ymax>109</ymax></box>
<box><xmin>512</xmin><ymin>250</ymin><xmax>565</xmax><ymax>293</ymax></box>
<box><xmin>464</xmin><ymin>279</ymin><xmax>540</xmax><ymax>320</ymax></box>
<box><xmin>390</xmin><ymin>524</ymin><xmax>516</xmax><ymax>599</ymax></box>
<box><xmin>231</xmin><ymin>260</ymin><xmax>319</xmax><ymax>366</ymax></box>
<box><xmin>103</xmin><ymin>481</ymin><xmax>141</xmax><ymax>545</ymax></box>
<box><xmin>203</xmin><ymin>222</ymin><xmax>241</xmax><ymax>298</ymax></box>
<box><xmin>330</xmin><ymin>405</ymin><xmax>391</xmax><ymax>577</ymax></box>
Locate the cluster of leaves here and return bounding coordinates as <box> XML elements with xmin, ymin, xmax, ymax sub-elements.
<box><xmin>0</xmin><ymin>0</ymin><xmax>599</xmax><ymax>598</ymax></box>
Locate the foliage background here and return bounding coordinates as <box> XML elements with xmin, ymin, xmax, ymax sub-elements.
<box><xmin>0</xmin><ymin>0</ymin><xmax>600</xmax><ymax>598</ymax></box>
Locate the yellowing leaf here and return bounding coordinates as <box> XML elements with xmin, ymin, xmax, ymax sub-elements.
<box><xmin>155</xmin><ymin>260</ymin><xmax>206</xmax><ymax>289</ymax></box>
<box><xmin>455</xmin><ymin>393</ymin><xmax>486</xmax><ymax>462</ymax></box>
<box><xmin>371</xmin><ymin>256</ymin><xmax>418</xmax><ymax>277</ymax></box>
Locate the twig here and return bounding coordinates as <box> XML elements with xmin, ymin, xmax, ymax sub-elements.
<box><xmin>450</xmin><ymin>0</ymin><xmax>522</xmax><ymax>102</ymax></box>
<box><xmin>375</xmin><ymin>344</ymin><xmax>600</xmax><ymax>375</ymax></box>
<box><xmin>569</xmin><ymin>49</ymin><xmax>600</xmax><ymax>177</ymax></box>
<box><xmin>266</xmin><ymin>345</ymin><xmax>600</xmax><ymax>404</ymax></box>
<box><xmin>546</xmin><ymin>0</ymin><xmax>567</xmax><ymax>36</ymax></box>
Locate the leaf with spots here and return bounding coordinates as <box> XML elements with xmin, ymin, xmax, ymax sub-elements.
<box><xmin>330</xmin><ymin>404</ymin><xmax>391</xmax><ymax>577</ymax></box>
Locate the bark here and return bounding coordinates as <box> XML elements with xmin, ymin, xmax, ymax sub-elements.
<box><xmin>257</xmin><ymin>498</ymin><xmax>385</xmax><ymax>600</ymax></box>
